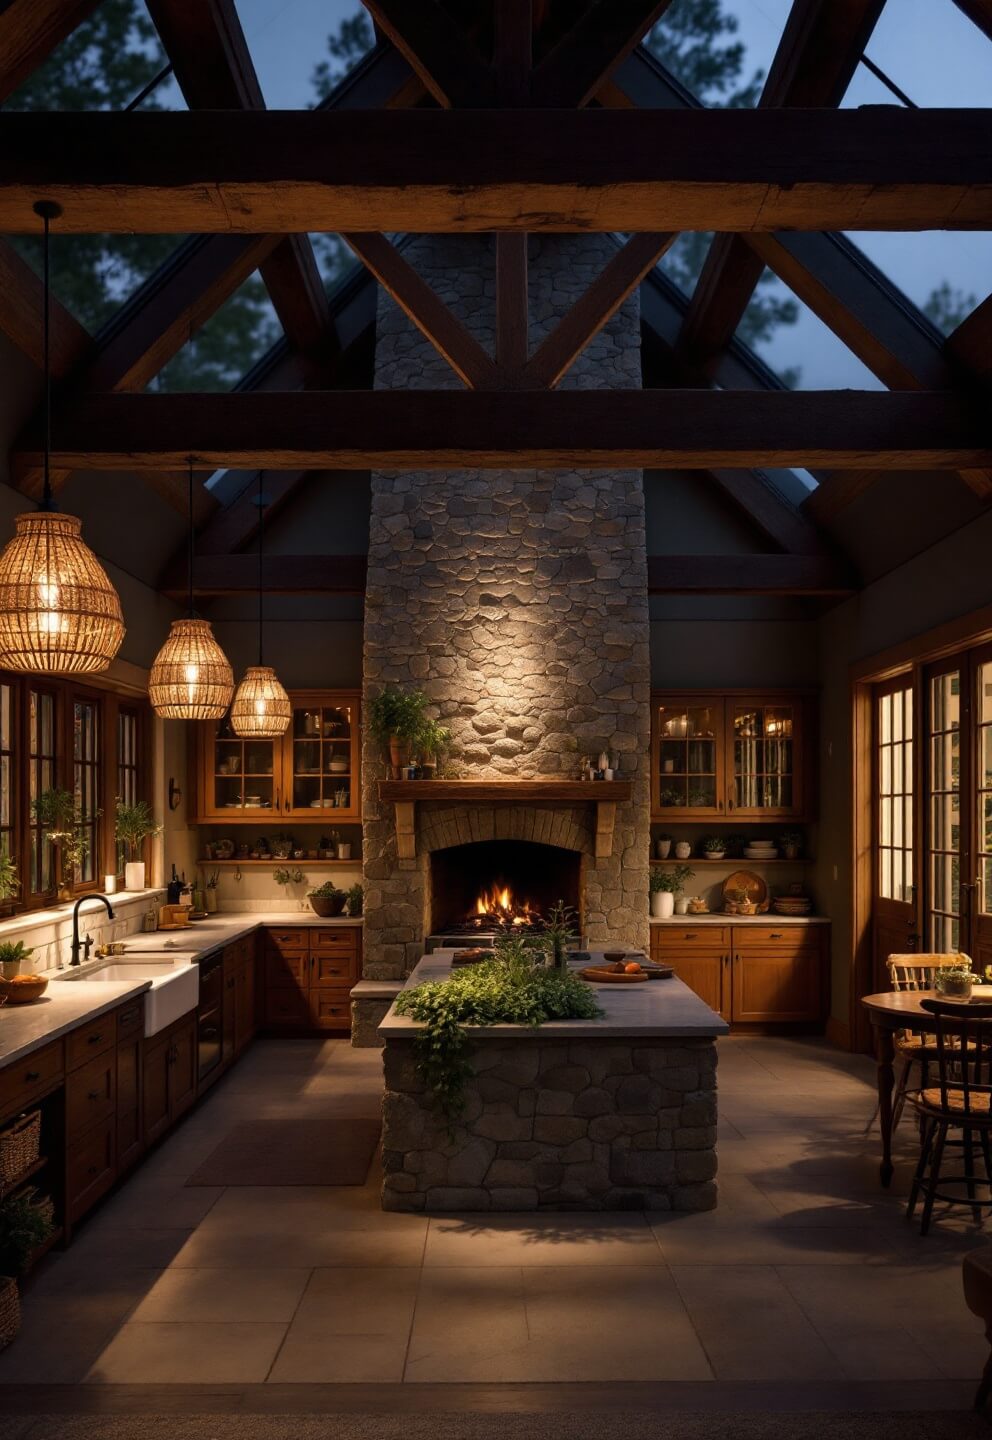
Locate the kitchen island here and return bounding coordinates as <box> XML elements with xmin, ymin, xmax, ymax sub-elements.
<box><xmin>379</xmin><ymin>951</ymin><xmax>728</xmax><ymax>1213</ymax></box>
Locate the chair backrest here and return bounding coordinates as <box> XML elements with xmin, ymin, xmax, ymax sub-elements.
<box><xmin>887</xmin><ymin>953</ymin><xmax>973</xmax><ymax>991</ymax></box>
<box><xmin>919</xmin><ymin>998</ymin><xmax>992</xmax><ymax>1117</ymax></box>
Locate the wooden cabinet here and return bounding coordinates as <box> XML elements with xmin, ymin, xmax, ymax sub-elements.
<box><xmin>651</xmin><ymin>923</ymin><xmax>828</xmax><ymax>1026</ymax></box>
<box><xmin>262</xmin><ymin>924</ymin><xmax>362</xmax><ymax>1034</ymax></box>
<box><xmin>142</xmin><ymin>1011</ymin><xmax>196</xmax><ymax>1146</ymax></box>
<box><xmin>651</xmin><ymin>690</ymin><xmax>814</xmax><ymax>822</ymax></box>
<box><xmin>191</xmin><ymin>689</ymin><xmax>361</xmax><ymax>822</ymax></box>
<box><xmin>222</xmin><ymin>937</ymin><xmax>258</xmax><ymax>1061</ymax></box>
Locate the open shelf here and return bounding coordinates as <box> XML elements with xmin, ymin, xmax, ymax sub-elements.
<box><xmin>198</xmin><ymin>858</ymin><xmax>359</xmax><ymax>868</ymax></box>
<box><xmin>0</xmin><ymin>1154</ymin><xmax>48</xmax><ymax>1202</ymax></box>
<box><xmin>651</xmin><ymin>856</ymin><xmax>812</xmax><ymax>866</ymax></box>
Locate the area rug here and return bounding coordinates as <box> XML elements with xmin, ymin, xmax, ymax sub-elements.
<box><xmin>184</xmin><ymin>1118</ymin><xmax>380</xmax><ymax>1186</ymax></box>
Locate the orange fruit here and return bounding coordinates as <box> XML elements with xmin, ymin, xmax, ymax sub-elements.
<box><xmin>624</xmin><ymin>962</ymin><xmax>642</xmax><ymax>974</ymax></box>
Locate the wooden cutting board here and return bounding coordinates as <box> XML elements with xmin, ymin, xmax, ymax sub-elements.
<box><xmin>580</xmin><ymin>967</ymin><xmax>649</xmax><ymax>983</ymax></box>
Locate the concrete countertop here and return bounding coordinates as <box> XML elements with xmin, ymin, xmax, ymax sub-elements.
<box><xmin>1</xmin><ymin>911</ymin><xmax>363</xmax><ymax>1070</ymax></box>
<box><xmin>379</xmin><ymin>950</ymin><xmax>729</xmax><ymax>1041</ymax></box>
<box><xmin>649</xmin><ymin>914</ymin><xmax>829</xmax><ymax>926</ymax></box>
<box><xmin>0</xmin><ymin>978</ymin><xmax>151</xmax><ymax>1068</ymax></box>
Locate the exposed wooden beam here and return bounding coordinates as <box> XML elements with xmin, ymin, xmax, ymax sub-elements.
<box><xmin>675</xmin><ymin>0</ymin><xmax>887</xmax><ymax>370</ymax></box>
<box><xmin>0</xmin><ymin>238</ymin><xmax>90</xmax><ymax>374</ymax></box>
<box><xmin>0</xmin><ymin>0</ymin><xmax>100</xmax><ymax>101</ymax></box>
<box><xmin>144</xmin><ymin>0</ymin><xmax>330</xmax><ymax>364</ymax></box>
<box><xmin>952</xmin><ymin>0</ymin><xmax>992</xmax><ymax>42</ymax></box>
<box><xmin>647</xmin><ymin>553</ymin><xmax>855</xmax><ymax>596</ymax></box>
<box><xmin>524</xmin><ymin>232</ymin><xmax>675</xmax><ymax>389</ymax></box>
<box><xmin>531</xmin><ymin>0</ymin><xmax>678</xmax><ymax>108</ymax></box>
<box><xmin>160</xmin><ymin>549</ymin><xmax>853</xmax><ymax>598</ymax></box>
<box><xmin>802</xmin><ymin>470</ymin><xmax>891</xmax><ymax>525</ymax></box>
<box><xmin>493</xmin><ymin>0</ymin><xmax>532</xmax><ymax>105</ymax></box>
<box><xmin>341</xmin><ymin>232</ymin><xmax>497</xmax><ymax>389</ymax></box>
<box><xmin>495</xmin><ymin>234</ymin><xmax>529</xmax><ymax>372</ymax></box>
<box><xmin>703</xmin><ymin>471</ymin><xmax>825</xmax><ymax>555</ymax></box>
<box><xmin>360</xmin><ymin>0</ymin><xmax>495</xmax><ymax>107</ymax></box>
<box><xmin>948</xmin><ymin>293</ymin><xmax>992</xmax><ymax>387</ymax></box>
<box><xmin>195</xmin><ymin>471</ymin><xmax>310</xmax><ymax>556</ymax></box>
<box><xmin>16</xmin><ymin>390</ymin><xmax>991</xmax><ymax>473</ymax></box>
<box><xmin>2</xmin><ymin>109</ymin><xmax>990</xmax><ymax>233</ymax></box>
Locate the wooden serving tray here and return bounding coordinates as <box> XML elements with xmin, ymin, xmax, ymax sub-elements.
<box><xmin>580</xmin><ymin>967</ymin><xmax>649</xmax><ymax>984</ymax></box>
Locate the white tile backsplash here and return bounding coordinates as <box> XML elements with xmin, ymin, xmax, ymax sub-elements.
<box><xmin>211</xmin><ymin>866</ymin><xmax>363</xmax><ymax>914</ymax></box>
<box><xmin>0</xmin><ymin>890</ymin><xmax>167</xmax><ymax>977</ymax></box>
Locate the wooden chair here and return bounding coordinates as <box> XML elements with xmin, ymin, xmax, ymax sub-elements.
<box><xmin>883</xmin><ymin>953</ymin><xmax>974</xmax><ymax>1131</ymax></box>
<box><xmin>905</xmin><ymin>998</ymin><xmax>992</xmax><ymax>1235</ymax></box>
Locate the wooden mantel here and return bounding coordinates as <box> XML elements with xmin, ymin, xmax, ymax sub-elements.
<box><xmin>376</xmin><ymin>779</ymin><xmax>633</xmax><ymax>863</ymax></box>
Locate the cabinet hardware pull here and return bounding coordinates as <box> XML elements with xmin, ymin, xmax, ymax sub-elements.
<box><xmin>770</xmin><ymin>932</ymin><xmax>783</xmax><ymax>939</ymax></box>
<box><xmin>87</xmin><ymin>1164</ymin><xmax>99</xmax><ymax>1175</ymax></box>
<box><xmin>88</xmin><ymin>1090</ymin><xmax>100</xmax><ymax>1100</ymax></box>
<box><xmin>120</xmin><ymin>1009</ymin><xmax>138</xmax><ymax>1025</ymax></box>
<box><xmin>25</xmin><ymin>1070</ymin><xmax>40</xmax><ymax>1082</ymax></box>
<box><xmin>88</xmin><ymin>1033</ymin><xmax>102</xmax><ymax>1044</ymax></box>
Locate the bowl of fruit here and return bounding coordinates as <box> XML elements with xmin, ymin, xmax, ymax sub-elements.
<box><xmin>0</xmin><ymin>974</ymin><xmax>48</xmax><ymax>1004</ymax></box>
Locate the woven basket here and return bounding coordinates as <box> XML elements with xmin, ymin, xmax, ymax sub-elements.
<box><xmin>0</xmin><ymin>1111</ymin><xmax>41</xmax><ymax>1188</ymax></box>
<box><xmin>0</xmin><ymin>1277</ymin><xmax>19</xmax><ymax>1350</ymax></box>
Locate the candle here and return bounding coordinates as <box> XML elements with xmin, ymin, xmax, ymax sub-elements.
<box><xmin>104</xmin><ymin>874</ymin><xmax>117</xmax><ymax>894</ymax></box>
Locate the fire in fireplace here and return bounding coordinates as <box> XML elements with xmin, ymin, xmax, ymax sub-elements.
<box><xmin>430</xmin><ymin>839</ymin><xmax>582</xmax><ymax>937</ymax></box>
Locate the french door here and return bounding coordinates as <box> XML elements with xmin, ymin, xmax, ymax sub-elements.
<box><xmin>872</xmin><ymin>677</ymin><xmax>918</xmax><ymax>989</ymax></box>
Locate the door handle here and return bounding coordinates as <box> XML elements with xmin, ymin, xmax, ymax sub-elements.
<box><xmin>727</xmin><ymin>786</ymin><xmax>735</xmax><ymax>812</ymax></box>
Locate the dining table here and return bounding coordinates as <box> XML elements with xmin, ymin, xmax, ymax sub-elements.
<box><xmin>861</xmin><ymin>984</ymin><xmax>992</xmax><ymax>1186</ymax></box>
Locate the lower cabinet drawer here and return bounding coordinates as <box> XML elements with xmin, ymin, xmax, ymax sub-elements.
<box><xmin>265</xmin><ymin>952</ymin><xmax>308</xmax><ymax>988</ymax></box>
<box><xmin>309</xmin><ymin>986</ymin><xmax>353</xmax><ymax>1030</ymax></box>
<box><xmin>311</xmin><ymin>952</ymin><xmax>358</xmax><ymax>985</ymax></box>
<box><xmin>264</xmin><ymin>986</ymin><xmax>310</xmax><ymax>1027</ymax></box>
<box><xmin>264</xmin><ymin>928</ymin><xmax>309</xmax><ymax>954</ymax></box>
<box><xmin>311</xmin><ymin>927</ymin><xmax>359</xmax><ymax>953</ymax></box>
<box><xmin>66</xmin><ymin>1051</ymin><xmax>116</xmax><ymax>1136</ymax></box>
<box><xmin>67</xmin><ymin>1115</ymin><xmax>116</xmax><ymax>1222</ymax></box>
<box><xmin>733</xmin><ymin>925</ymin><xmax>820</xmax><ymax>953</ymax></box>
<box><xmin>67</xmin><ymin>1014</ymin><xmax>117</xmax><ymax>1071</ymax></box>
<box><xmin>0</xmin><ymin>1040</ymin><xmax>64</xmax><ymax>1117</ymax></box>
<box><xmin>115</xmin><ymin>998</ymin><xmax>145</xmax><ymax>1042</ymax></box>
<box><xmin>652</xmin><ymin>926</ymin><xmax>731</xmax><ymax>951</ymax></box>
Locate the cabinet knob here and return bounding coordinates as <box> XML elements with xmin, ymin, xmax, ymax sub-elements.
<box><xmin>88</xmin><ymin>1033</ymin><xmax>103</xmax><ymax>1044</ymax></box>
<box><xmin>88</xmin><ymin>1089</ymin><xmax>100</xmax><ymax>1100</ymax></box>
<box><xmin>88</xmin><ymin>1164</ymin><xmax>99</xmax><ymax>1175</ymax></box>
<box><xmin>25</xmin><ymin>1070</ymin><xmax>40</xmax><ymax>1082</ymax></box>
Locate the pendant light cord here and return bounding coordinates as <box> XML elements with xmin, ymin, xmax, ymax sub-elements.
<box><xmin>32</xmin><ymin>201</ymin><xmax>62</xmax><ymax>513</ymax></box>
<box><xmin>187</xmin><ymin>460</ymin><xmax>195</xmax><ymax>619</ymax></box>
<box><xmin>257</xmin><ymin>476</ymin><xmax>264</xmax><ymax>668</ymax></box>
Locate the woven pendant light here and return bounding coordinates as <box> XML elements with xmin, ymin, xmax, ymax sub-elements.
<box><xmin>231</xmin><ymin>479</ymin><xmax>290</xmax><ymax>738</ymax></box>
<box><xmin>149</xmin><ymin>464</ymin><xmax>233</xmax><ymax>720</ymax></box>
<box><xmin>0</xmin><ymin>202</ymin><xmax>124</xmax><ymax>675</ymax></box>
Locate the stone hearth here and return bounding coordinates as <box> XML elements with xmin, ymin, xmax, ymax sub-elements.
<box><xmin>357</xmin><ymin>234</ymin><xmax>651</xmax><ymax>1029</ymax></box>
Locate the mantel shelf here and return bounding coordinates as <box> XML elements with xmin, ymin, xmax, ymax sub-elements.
<box><xmin>376</xmin><ymin>780</ymin><xmax>633</xmax><ymax>864</ymax></box>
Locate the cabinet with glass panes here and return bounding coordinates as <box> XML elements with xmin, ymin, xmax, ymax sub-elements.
<box><xmin>651</xmin><ymin>691</ymin><xmax>813</xmax><ymax>822</ymax></box>
<box><xmin>192</xmin><ymin>690</ymin><xmax>361</xmax><ymax>822</ymax></box>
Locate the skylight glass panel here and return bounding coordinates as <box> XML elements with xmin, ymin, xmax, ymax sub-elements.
<box><xmin>10</xmin><ymin>234</ymin><xmax>189</xmax><ymax>334</ymax></box>
<box><xmin>734</xmin><ymin>270</ymin><xmax>884</xmax><ymax>391</ymax></box>
<box><xmin>843</xmin><ymin>233</ymin><xmax>992</xmax><ymax>336</ymax></box>
<box><xmin>843</xmin><ymin>0</ymin><xmax>992</xmax><ymax>108</ymax></box>
<box><xmin>643</xmin><ymin>0</ymin><xmax>788</xmax><ymax>106</ymax></box>
<box><xmin>149</xmin><ymin>270</ymin><xmax>282</xmax><ymax>393</ymax></box>
<box><xmin>235</xmin><ymin>0</ymin><xmax>374</xmax><ymax>108</ymax></box>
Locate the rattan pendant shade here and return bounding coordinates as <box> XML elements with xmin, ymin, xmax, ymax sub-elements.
<box><xmin>0</xmin><ymin>511</ymin><xmax>125</xmax><ymax>674</ymax></box>
<box><xmin>230</xmin><ymin>665</ymin><xmax>291</xmax><ymax>737</ymax></box>
<box><xmin>148</xmin><ymin>617</ymin><xmax>234</xmax><ymax>720</ymax></box>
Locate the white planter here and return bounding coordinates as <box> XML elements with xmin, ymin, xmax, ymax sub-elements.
<box><xmin>674</xmin><ymin>842</ymin><xmax>692</xmax><ymax>860</ymax></box>
<box><xmin>674</xmin><ymin>896</ymin><xmax>691</xmax><ymax>915</ymax></box>
<box><xmin>656</xmin><ymin>839</ymin><xmax>672</xmax><ymax>859</ymax></box>
<box><xmin>651</xmin><ymin>890</ymin><xmax>674</xmax><ymax>919</ymax></box>
<box><xmin>124</xmin><ymin>861</ymin><xmax>146</xmax><ymax>892</ymax></box>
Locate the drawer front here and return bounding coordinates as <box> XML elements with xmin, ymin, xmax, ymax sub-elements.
<box><xmin>66</xmin><ymin>1050</ymin><xmax>117</xmax><ymax>1135</ymax></box>
<box><xmin>652</xmin><ymin>926</ymin><xmax>730</xmax><ymax>951</ymax></box>
<box><xmin>67</xmin><ymin>1115</ymin><xmax>116</xmax><ymax>1221</ymax></box>
<box><xmin>66</xmin><ymin>1012</ymin><xmax>118</xmax><ymax>1071</ymax></box>
<box><xmin>116</xmin><ymin>998</ymin><xmax>145</xmax><ymax>1042</ymax></box>
<box><xmin>0</xmin><ymin>1040</ymin><xmax>64</xmax><ymax>1117</ymax></box>
<box><xmin>311</xmin><ymin>951</ymin><xmax>359</xmax><ymax>985</ymax></box>
<box><xmin>264</xmin><ymin>986</ymin><xmax>311</xmax><ymax>1027</ymax></box>
<box><xmin>733</xmin><ymin>924</ymin><xmax>822</xmax><ymax>953</ymax></box>
<box><xmin>310</xmin><ymin>927</ymin><xmax>359</xmax><ymax>953</ymax></box>
<box><xmin>309</xmin><ymin>986</ymin><xmax>353</xmax><ymax>1030</ymax></box>
<box><xmin>264</xmin><ymin>927</ymin><xmax>309</xmax><ymax>955</ymax></box>
<box><xmin>265</xmin><ymin>951</ymin><xmax>308</xmax><ymax>988</ymax></box>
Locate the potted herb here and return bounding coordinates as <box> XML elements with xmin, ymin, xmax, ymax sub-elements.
<box><xmin>272</xmin><ymin>832</ymin><xmax>294</xmax><ymax>860</ymax></box>
<box><xmin>0</xmin><ymin>853</ymin><xmax>17</xmax><ymax>911</ymax></box>
<box><xmin>779</xmin><ymin>830</ymin><xmax>803</xmax><ymax>861</ymax></box>
<box><xmin>273</xmin><ymin>866</ymin><xmax>305</xmax><ymax>888</ymax></box>
<box><xmin>31</xmin><ymin>788</ymin><xmax>77</xmax><ymax>900</ymax></box>
<box><xmin>702</xmin><ymin>836</ymin><xmax>727</xmax><ymax>860</ymax></box>
<box><xmin>935</xmin><ymin>963</ymin><xmax>974</xmax><ymax>1000</ymax></box>
<box><xmin>367</xmin><ymin>686</ymin><xmax>429</xmax><ymax>779</ymax></box>
<box><xmin>0</xmin><ymin>941</ymin><xmax>32</xmax><ymax>981</ymax></box>
<box><xmin>115</xmin><ymin>799</ymin><xmax>162</xmax><ymax>891</ymax></box>
<box><xmin>655</xmin><ymin>833</ymin><xmax>673</xmax><ymax>860</ymax></box>
<box><xmin>307</xmin><ymin>880</ymin><xmax>347</xmax><ymax>918</ymax></box>
<box><xmin>658</xmin><ymin>787</ymin><xmax>683</xmax><ymax>808</ymax></box>
<box><xmin>415</xmin><ymin>717</ymin><xmax>451</xmax><ymax>779</ymax></box>
<box><xmin>345</xmin><ymin>882</ymin><xmax>364</xmax><ymax>917</ymax></box>
<box><xmin>541</xmin><ymin>901</ymin><xmax>578</xmax><ymax>973</ymax></box>
<box><xmin>651</xmin><ymin>865</ymin><xmax>694</xmax><ymax>919</ymax></box>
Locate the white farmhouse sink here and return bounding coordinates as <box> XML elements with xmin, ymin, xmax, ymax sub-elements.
<box><xmin>57</xmin><ymin>958</ymin><xmax>199</xmax><ymax>1037</ymax></box>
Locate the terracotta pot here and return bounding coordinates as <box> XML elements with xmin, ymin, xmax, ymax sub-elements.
<box><xmin>389</xmin><ymin>737</ymin><xmax>412</xmax><ymax>779</ymax></box>
<box><xmin>310</xmin><ymin>894</ymin><xmax>346</xmax><ymax>918</ymax></box>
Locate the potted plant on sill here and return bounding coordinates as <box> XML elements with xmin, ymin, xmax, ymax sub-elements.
<box><xmin>31</xmin><ymin>788</ymin><xmax>79</xmax><ymax>901</ymax></box>
<box><xmin>0</xmin><ymin>941</ymin><xmax>32</xmax><ymax>982</ymax></box>
<box><xmin>115</xmin><ymin>799</ymin><xmax>162</xmax><ymax>892</ymax></box>
<box><xmin>415</xmin><ymin>717</ymin><xmax>451</xmax><ymax>780</ymax></box>
<box><xmin>0</xmin><ymin>1188</ymin><xmax>55</xmax><ymax>1351</ymax></box>
<box><xmin>367</xmin><ymin>686</ymin><xmax>429</xmax><ymax>779</ymax></box>
<box><xmin>307</xmin><ymin>881</ymin><xmax>347</xmax><ymax>918</ymax></box>
<box><xmin>701</xmin><ymin>836</ymin><xmax>727</xmax><ymax>861</ymax></box>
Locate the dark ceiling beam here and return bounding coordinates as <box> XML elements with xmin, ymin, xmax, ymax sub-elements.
<box><xmin>952</xmin><ymin>0</ymin><xmax>992</xmax><ymax>41</ymax></box>
<box><xmin>359</xmin><ymin>0</ymin><xmax>495</xmax><ymax>107</ymax></box>
<box><xmin>948</xmin><ymin>293</ymin><xmax>992</xmax><ymax>388</ymax></box>
<box><xmin>703</xmin><ymin>472</ymin><xmax>825</xmax><ymax>555</ymax></box>
<box><xmin>159</xmin><ymin>550</ymin><xmax>853</xmax><ymax>598</ymax></box>
<box><xmin>675</xmin><ymin>0</ymin><xmax>887</xmax><ymax>374</ymax></box>
<box><xmin>0</xmin><ymin>238</ymin><xmax>90</xmax><ymax>375</ymax></box>
<box><xmin>15</xmin><ymin>390</ymin><xmax>990</xmax><ymax>473</ymax></box>
<box><xmin>2</xmin><ymin>109</ymin><xmax>990</xmax><ymax>233</ymax></box>
<box><xmin>530</xmin><ymin>0</ymin><xmax>677</xmax><ymax>107</ymax></box>
<box><xmin>0</xmin><ymin>0</ymin><xmax>100</xmax><ymax>101</ymax></box>
<box><xmin>144</xmin><ymin>0</ymin><xmax>331</xmax><ymax>366</ymax></box>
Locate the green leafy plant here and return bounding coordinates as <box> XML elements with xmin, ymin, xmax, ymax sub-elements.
<box><xmin>0</xmin><ymin>1189</ymin><xmax>54</xmax><ymax>1277</ymax></box>
<box><xmin>688</xmin><ymin>788</ymin><xmax>711</xmax><ymax>807</ymax></box>
<box><xmin>345</xmin><ymin>883</ymin><xmax>364</xmax><ymax>916</ymax></box>
<box><xmin>415</xmin><ymin>717</ymin><xmax>451</xmax><ymax>763</ymax></box>
<box><xmin>658</xmin><ymin>787</ymin><xmax>683</xmax><ymax>807</ymax></box>
<box><xmin>31</xmin><ymin>788</ymin><xmax>75</xmax><ymax>834</ymax></box>
<box><xmin>273</xmin><ymin>867</ymin><xmax>305</xmax><ymax>886</ymax></box>
<box><xmin>395</xmin><ymin>938</ymin><xmax>602</xmax><ymax>1126</ymax></box>
<box><xmin>0</xmin><ymin>940</ymin><xmax>32</xmax><ymax>978</ymax></box>
<box><xmin>114</xmin><ymin>799</ymin><xmax>161</xmax><ymax>860</ymax></box>
<box><xmin>308</xmin><ymin>881</ymin><xmax>345</xmax><ymax>900</ymax></box>
<box><xmin>652</xmin><ymin>865</ymin><xmax>695</xmax><ymax>895</ymax></box>
<box><xmin>701</xmin><ymin>836</ymin><xmax>726</xmax><ymax>854</ymax></box>
<box><xmin>540</xmin><ymin>901</ymin><xmax>578</xmax><ymax>972</ymax></box>
<box><xmin>779</xmin><ymin>831</ymin><xmax>803</xmax><ymax>851</ymax></box>
<box><xmin>366</xmin><ymin>686</ymin><xmax>429</xmax><ymax>745</ymax></box>
<box><xmin>657</xmin><ymin>832</ymin><xmax>673</xmax><ymax>843</ymax></box>
<box><xmin>0</xmin><ymin>852</ymin><xmax>18</xmax><ymax>903</ymax></box>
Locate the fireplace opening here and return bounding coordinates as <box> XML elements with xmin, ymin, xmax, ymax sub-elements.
<box><xmin>430</xmin><ymin>839</ymin><xmax>582</xmax><ymax>936</ymax></box>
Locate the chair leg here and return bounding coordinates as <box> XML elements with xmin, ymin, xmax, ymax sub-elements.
<box><xmin>920</xmin><ymin>1121</ymin><xmax>949</xmax><ymax>1236</ymax></box>
<box><xmin>980</xmin><ymin>1128</ymin><xmax>992</xmax><ymax>1188</ymax></box>
<box><xmin>907</xmin><ymin>1118</ymin><xmax>935</xmax><ymax>1220</ymax></box>
<box><xmin>976</xmin><ymin>1327</ymin><xmax>992</xmax><ymax>1413</ymax></box>
<box><xmin>964</xmin><ymin>1128</ymin><xmax>983</xmax><ymax>1223</ymax></box>
<box><xmin>891</xmin><ymin>1056</ymin><xmax>914</xmax><ymax>1131</ymax></box>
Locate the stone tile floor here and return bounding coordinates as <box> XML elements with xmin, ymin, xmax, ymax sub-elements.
<box><xmin>0</xmin><ymin>1034</ymin><xmax>988</xmax><ymax>1390</ymax></box>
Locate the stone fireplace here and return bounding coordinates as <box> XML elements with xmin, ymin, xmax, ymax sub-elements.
<box><xmin>356</xmin><ymin>233</ymin><xmax>652</xmax><ymax>1031</ymax></box>
<box><xmin>429</xmin><ymin>837</ymin><xmax>583</xmax><ymax>938</ymax></box>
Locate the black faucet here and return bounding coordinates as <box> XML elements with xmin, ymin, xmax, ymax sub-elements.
<box><xmin>70</xmin><ymin>894</ymin><xmax>115</xmax><ymax>967</ymax></box>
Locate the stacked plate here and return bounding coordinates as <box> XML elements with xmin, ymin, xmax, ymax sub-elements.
<box><xmin>773</xmin><ymin>896</ymin><xmax>813</xmax><ymax>915</ymax></box>
<box><xmin>744</xmin><ymin>840</ymin><xmax>778</xmax><ymax>860</ymax></box>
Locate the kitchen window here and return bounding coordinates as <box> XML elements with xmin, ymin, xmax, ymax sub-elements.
<box><xmin>116</xmin><ymin>706</ymin><xmax>140</xmax><ymax>874</ymax></box>
<box><xmin>73</xmin><ymin>698</ymin><xmax>101</xmax><ymax>887</ymax></box>
<box><xmin>28</xmin><ymin>686</ymin><xmax>58</xmax><ymax>900</ymax></box>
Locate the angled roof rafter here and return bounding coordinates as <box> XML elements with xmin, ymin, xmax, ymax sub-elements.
<box><xmin>0</xmin><ymin>0</ymin><xmax>100</xmax><ymax>102</ymax></box>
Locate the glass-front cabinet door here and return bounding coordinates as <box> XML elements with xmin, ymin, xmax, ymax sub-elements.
<box><xmin>201</xmin><ymin>714</ymin><xmax>280</xmax><ymax>820</ymax></box>
<box><xmin>283</xmin><ymin>691</ymin><xmax>361</xmax><ymax>820</ymax></box>
<box><xmin>728</xmin><ymin>697</ymin><xmax>803</xmax><ymax>819</ymax></box>
<box><xmin>652</xmin><ymin>697</ymin><xmax>725</xmax><ymax>819</ymax></box>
